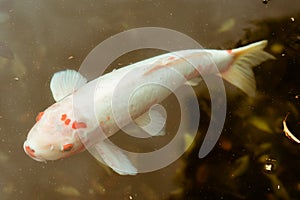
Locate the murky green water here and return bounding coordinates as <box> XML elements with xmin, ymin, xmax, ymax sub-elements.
<box><xmin>0</xmin><ymin>1</ymin><xmax>299</xmax><ymax>199</ymax></box>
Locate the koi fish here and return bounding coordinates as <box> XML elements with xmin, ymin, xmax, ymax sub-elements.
<box><xmin>23</xmin><ymin>40</ymin><xmax>274</xmax><ymax>175</ymax></box>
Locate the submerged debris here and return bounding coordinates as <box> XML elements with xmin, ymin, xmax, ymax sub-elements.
<box><xmin>54</xmin><ymin>185</ymin><xmax>81</xmax><ymax>197</ymax></box>
<box><xmin>270</xmin><ymin>43</ymin><xmax>284</xmax><ymax>54</ymax></box>
<box><xmin>261</xmin><ymin>157</ymin><xmax>277</xmax><ymax>174</ymax></box>
<box><xmin>90</xmin><ymin>180</ymin><xmax>106</xmax><ymax>195</ymax></box>
<box><xmin>67</xmin><ymin>55</ymin><xmax>75</xmax><ymax>60</ymax></box>
<box><xmin>218</xmin><ymin>18</ymin><xmax>236</xmax><ymax>33</ymax></box>
<box><xmin>265</xmin><ymin>174</ymin><xmax>291</xmax><ymax>200</ymax></box>
<box><xmin>282</xmin><ymin>113</ymin><xmax>300</xmax><ymax>143</ymax></box>
<box><xmin>231</xmin><ymin>155</ymin><xmax>250</xmax><ymax>178</ymax></box>
<box><xmin>248</xmin><ymin>116</ymin><xmax>273</xmax><ymax>133</ymax></box>
<box><xmin>262</xmin><ymin>0</ymin><xmax>270</xmax><ymax>4</ymax></box>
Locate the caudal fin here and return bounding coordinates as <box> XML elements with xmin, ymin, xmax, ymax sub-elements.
<box><xmin>221</xmin><ymin>40</ymin><xmax>275</xmax><ymax>97</ymax></box>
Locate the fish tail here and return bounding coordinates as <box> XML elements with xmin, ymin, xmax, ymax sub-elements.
<box><xmin>221</xmin><ymin>40</ymin><xmax>275</xmax><ymax>97</ymax></box>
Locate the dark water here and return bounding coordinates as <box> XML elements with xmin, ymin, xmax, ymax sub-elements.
<box><xmin>0</xmin><ymin>0</ymin><xmax>299</xmax><ymax>199</ymax></box>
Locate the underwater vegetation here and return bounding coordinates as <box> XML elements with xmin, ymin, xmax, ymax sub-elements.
<box><xmin>169</xmin><ymin>14</ymin><xmax>300</xmax><ymax>200</ymax></box>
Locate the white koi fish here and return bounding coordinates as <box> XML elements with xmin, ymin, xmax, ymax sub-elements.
<box><xmin>23</xmin><ymin>40</ymin><xmax>274</xmax><ymax>175</ymax></box>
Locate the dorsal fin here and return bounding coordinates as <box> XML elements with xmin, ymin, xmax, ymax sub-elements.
<box><xmin>50</xmin><ymin>69</ymin><xmax>87</xmax><ymax>102</ymax></box>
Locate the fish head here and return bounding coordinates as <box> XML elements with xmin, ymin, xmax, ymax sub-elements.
<box><xmin>23</xmin><ymin>101</ymin><xmax>87</xmax><ymax>162</ymax></box>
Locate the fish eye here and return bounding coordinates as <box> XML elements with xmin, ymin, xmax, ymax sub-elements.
<box><xmin>36</xmin><ymin>111</ymin><xmax>44</xmax><ymax>122</ymax></box>
<box><xmin>61</xmin><ymin>143</ymin><xmax>74</xmax><ymax>152</ymax></box>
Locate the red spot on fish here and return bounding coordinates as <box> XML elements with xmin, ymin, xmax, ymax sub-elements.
<box><xmin>65</xmin><ymin>119</ymin><xmax>71</xmax><ymax>125</ymax></box>
<box><xmin>224</xmin><ymin>49</ymin><xmax>236</xmax><ymax>73</ymax></box>
<box><xmin>99</xmin><ymin>121</ymin><xmax>109</xmax><ymax>133</ymax></box>
<box><xmin>62</xmin><ymin>143</ymin><xmax>74</xmax><ymax>152</ymax></box>
<box><xmin>25</xmin><ymin>146</ymin><xmax>35</xmax><ymax>157</ymax></box>
<box><xmin>143</xmin><ymin>57</ymin><xmax>179</xmax><ymax>76</ymax></box>
<box><xmin>143</xmin><ymin>52</ymin><xmax>204</xmax><ymax>76</ymax></box>
<box><xmin>61</xmin><ymin>114</ymin><xmax>67</xmax><ymax>121</ymax></box>
<box><xmin>36</xmin><ymin>112</ymin><xmax>44</xmax><ymax>122</ymax></box>
<box><xmin>143</xmin><ymin>64</ymin><xmax>166</xmax><ymax>76</ymax></box>
<box><xmin>72</xmin><ymin>121</ymin><xmax>87</xmax><ymax>129</ymax></box>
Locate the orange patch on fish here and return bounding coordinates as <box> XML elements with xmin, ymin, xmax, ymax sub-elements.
<box><xmin>99</xmin><ymin>121</ymin><xmax>107</xmax><ymax>133</ymax></box>
<box><xmin>64</xmin><ymin>119</ymin><xmax>71</xmax><ymax>125</ymax></box>
<box><xmin>143</xmin><ymin>56</ymin><xmax>178</xmax><ymax>76</ymax></box>
<box><xmin>143</xmin><ymin>52</ymin><xmax>207</xmax><ymax>76</ymax></box>
<box><xmin>62</xmin><ymin>143</ymin><xmax>74</xmax><ymax>151</ymax></box>
<box><xmin>143</xmin><ymin>64</ymin><xmax>170</xmax><ymax>76</ymax></box>
<box><xmin>36</xmin><ymin>112</ymin><xmax>44</xmax><ymax>122</ymax></box>
<box><xmin>106</xmin><ymin>116</ymin><xmax>110</xmax><ymax>120</ymax></box>
<box><xmin>61</xmin><ymin>114</ymin><xmax>67</xmax><ymax>121</ymax></box>
<box><xmin>25</xmin><ymin>146</ymin><xmax>35</xmax><ymax>157</ymax></box>
<box><xmin>72</xmin><ymin>121</ymin><xmax>87</xmax><ymax>129</ymax></box>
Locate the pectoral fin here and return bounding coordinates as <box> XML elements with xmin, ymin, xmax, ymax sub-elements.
<box><xmin>90</xmin><ymin>140</ymin><xmax>137</xmax><ymax>175</ymax></box>
<box><xmin>135</xmin><ymin>105</ymin><xmax>167</xmax><ymax>136</ymax></box>
<box><xmin>185</xmin><ymin>77</ymin><xmax>202</xmax><ymax>86</ymax></box>
<box><xmin>50</xmin><ymin>69</ymin><xmax>87</xmax><ymax>101</ymax></box>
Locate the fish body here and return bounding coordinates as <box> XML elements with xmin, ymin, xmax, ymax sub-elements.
<box><xmin>23</xmin><ymin>41</ymin><xmax>274</xmax><ymax>175</ymax></box>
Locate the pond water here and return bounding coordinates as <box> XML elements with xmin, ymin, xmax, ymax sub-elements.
<box><xmin>0</xmin><ymin>0</ymin><xmax>299</xmax><ymax>200</ymax></box>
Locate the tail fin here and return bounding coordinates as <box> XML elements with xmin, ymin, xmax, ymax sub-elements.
<box><xmin>221</xmin><ymin>40</ymin><xmax>275</xmax><ymax>97</ymax></box>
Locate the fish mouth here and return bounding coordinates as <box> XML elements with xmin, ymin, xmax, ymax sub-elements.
<box><xmin>23</xmin><ymin>141</ymin><xmax>46</xmax><ymax>162</ymax></box>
